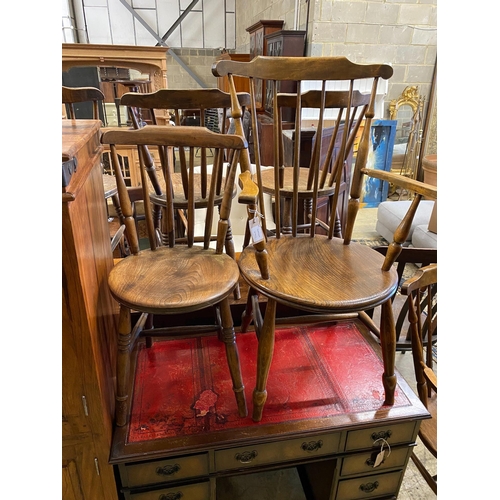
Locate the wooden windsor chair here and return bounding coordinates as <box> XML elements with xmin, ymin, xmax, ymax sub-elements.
<box><xmin>213</xmin><ymin>55</ymin><xmax>437</xmax><ymax>422</ymax></box>
<box><xmin>261</xmin><ymin>90</ymin><xmax>370</xmax><ymax>238</ymax></box>
<box><xmin>62</xmin><ymin>86</ymin><xmax>126</xmax><ymax>254</ymax></box>
<box><xmin>401</xmin><ymin>264</ymin><xmax>437</xmax><ymax>494</ymax></box>
<box><xmin>100</xmin><ymin>125</ymin><xmax>250</xmax><ymax>426</ymax></box>
<box><xmin>120</xmin><ymin>88</ymin><xmax>251</xmax><ymax>299</ymax></box>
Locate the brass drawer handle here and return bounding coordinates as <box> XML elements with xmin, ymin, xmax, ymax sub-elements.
<box><xmin>235</xmin><ymin>450</ymin><xmax>258</xmax><ymax>464</ymax></box>
<box><xmin>156</xmin><ymin>464</ymin><xmax>181</xmax><ymax>476</ymax></box>
<box><xmin>371</xmin><ymin>430</ymin><xmax>392</xmax><ymax>441</ymax></box>
<box><xmin>359</xmin><ymin>481</ymin><xmax>379</xmax><ymax>493</ymax></box>
<box><xmin>159</xmin><ymin>493</ymin><xmax>183</xmax><ymax>500</ymax></box>
<box><xmin>301</xmin><ymin>440</ymin><xmax>323</xmax><ymax>453</ymax></box>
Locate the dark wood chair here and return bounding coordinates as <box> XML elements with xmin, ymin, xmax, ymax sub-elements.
<box><xmin>261</xmin><ymin>90</ymin><xmax>370</xmax><ymax>237</ymax></box>
<box><xmin>100</xmin><ymin>125</ymin><xmax>249</xmax><ymax>426</ymax></box>
<box><xmin>369</xmin><ymin>246</ymin><xmax>438</xmax><ymax>352</ymax></box>
<box><xmin>213</xmin><ymin>55</ymin><xmax>438</xmax><ymax>421</ymax></box>
<box><xmin>120</xmin><ymin>88</ymin><xmax>251</xmax><ymax>298</ymax></box>
<box><xmin>401</xmin><ymin>264</ymin><xmax>437</xmax><ymax>494</ymax></box>
<box><xmin>62</xmin><ymin>86</ymin><xmax>125</xmax><ymax>253</ymax></box>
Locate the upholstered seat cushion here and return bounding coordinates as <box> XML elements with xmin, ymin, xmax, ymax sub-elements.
<box><xmin>376</xmin><ymin>200</ymin><xmax>435</xmax><ymax>243</ymax></box>
<box><xmin>411</xmin><ymin>224</ymin><xmax>437</xmax><ymax>248</ymax></box>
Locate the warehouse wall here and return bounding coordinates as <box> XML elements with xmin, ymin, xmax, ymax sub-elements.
<box><xmin>62</xmin><ymin>0</ymin><xmax>437</xmax><ymax>131</ymax></box>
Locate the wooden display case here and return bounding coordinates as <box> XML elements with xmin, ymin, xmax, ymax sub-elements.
<box><xmin>264</xmin><ymin>30</ymin><xmax>306</xmax><ymax>117</ymax></box>
<box><xmin>245</xmin><ymin>26</ymin><xmax>306</xmax><ymax>165</ymax></box>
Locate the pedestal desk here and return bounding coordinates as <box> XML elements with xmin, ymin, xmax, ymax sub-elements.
<box><xmin>62</xmin><ymin>119</ymin><xmax>118</xmax><ymax>500</ymax></box>
<box><xmin>111</xmin><ymin>320</ymin><xmax>429</xmax><ymax>500</ymax></box>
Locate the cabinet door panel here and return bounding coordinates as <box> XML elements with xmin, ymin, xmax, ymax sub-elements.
<box><xmin>62</xmin><ymin>460</ymin><xmax>85</xmax><ymax>500</ymax></box>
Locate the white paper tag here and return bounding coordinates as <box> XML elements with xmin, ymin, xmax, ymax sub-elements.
<box><xmin>373</xmin><ymin>449</ymin><xmax>385</xmax><ymax>468</ymax></box>
<box><xmin>371</xmin><ymin>438</ymin><xmax>391</xmax><ymax>468</ymax></box>
<box><xmin>249</xmin><ymin>216</ymin><xmax>265</xmax><ymax>244</ymax></box>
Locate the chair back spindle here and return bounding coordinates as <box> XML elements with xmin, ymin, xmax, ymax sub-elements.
<box><xmin>101</xmin><ymin>126</ymin><xmax>246</xmax><ymax>256</ymax></box>
<box><xmin>119</xmin><ymin>89</ymin><xmax>251</xmax><ymax>250</ymax></box>
<box><xmin>213</xmin><ymin>56</ymin><xmax>436</xmax><ymax>278</ymax></box>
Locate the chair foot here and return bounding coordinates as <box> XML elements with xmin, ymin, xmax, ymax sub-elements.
<box><xmin>241</xmin><ymin>287</ymin><xmax>259</xmax><ymax>333</ymax></box>
<box><xmin>240</xmin><ymin>309</ymin><xmax>252</xmax><ymax>333</ymax></box>
<box><xmin>252</xmin><ymin>389</ymin><xmax>267</xmax><ymax>422</ymax></box>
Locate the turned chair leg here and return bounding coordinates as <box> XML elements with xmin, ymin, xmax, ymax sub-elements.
<box><xmin>223</xmin><ymin>217</ymin><xmax>241</xmax><ymax>300</ymax></box>
<box><xmin>116</xmin><ymin>306</ymin><xmax>133</xmax><ymax>427</ymax></box>
<box><xmin>379</xmin><ymin>300</ymin><xmax>397</xmax><ymax>406</ymax></box>
<box><xmin>252</xmin><ymin>298</ymin><xmax>277</xmax><ymax>422</ymax></box>
<box><xmin>241</xmin><ymin>286</ymin><xmax>259</xmax><ymax>333</ymax></box>
<box><xmin>219</xmin><ymin>298</ymin><xmax>248</xmax><ymax>418</ymax></box>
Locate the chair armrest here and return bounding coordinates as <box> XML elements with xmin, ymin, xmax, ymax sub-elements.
<box><xmin>361</xmin><ymin>168</ymin><xmax>437</xmax><ymax>200</ymax></box>
<box><xmin>238</xmin><ymin>170</ymin><xmax>259</xmax><ymax>205</ymax></box>
<box><xmin>422</xmin><ymin>363</ymin><xmax>437</xmax><ymax>392</ymax></box>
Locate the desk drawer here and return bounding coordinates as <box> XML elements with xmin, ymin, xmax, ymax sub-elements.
<box><xmin>345</xmin><ymin>422</ymin><xmax>416</xmax><ymax>452</ymax></box>
<box><xmin>335</xmin><ymin>470</ymin><xmax>403</xmax><ymax>500</ymax></box>
<box><xmin>119</xmin><ymin>453</ymin><xmax>209</xmax><ymax>488</ymax></box>
<box><xmin>215</xmin><ymin>433</ymin><xmax>340</xmax><ymax>471</ymax></box>
<box><xmin>340</xmin><ymin>446</ymin><xmax>412</xmax><ymax>476</ymax></box>
<box><xmin>123</xmin><ymin>481</ymin><xmax>210</xmax><ymax>500</ymax></box>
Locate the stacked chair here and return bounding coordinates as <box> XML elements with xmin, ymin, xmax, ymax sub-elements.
<box><xmin>100</xmin><ymin>124</ymin><xmax>251</xmax><ymax>426</ymax></box>
<box><xmin>120</xmin><ymin>88</ymin><xmax>251</xmax><ymax>299</ymax></box>
<box><xmin>401</xmin><ymin>264</ymin><xmax>438</xmax><ymax>494</ymax></box>
<box><xmin>212</xmin><ymin>55</ymin><xmax>437</xmax><ymax>421</ymax></box>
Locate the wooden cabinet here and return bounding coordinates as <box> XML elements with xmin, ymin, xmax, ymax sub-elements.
<box><xmin>215</xmin><ymin>52</ymin><xmax>251</xmax><ymax>94</ymax></box>
<box><xmin>246</xmin><ymin>20</ymin><xmax>284</xmax><ymax>112</ymax></box>
<box><xmin>264</xmin><ymin>30</ymin><xmax>306</xmax><ymax>117</ymax></box>
<box><xmin>245</xmin><ymin>24</ymin><xmax>306</xmax><ymax>165</ymax></box>
<box><xmin>62</xmin><ymin>120</ymin><xmax>119</xmax><ymax>500</ymax></box>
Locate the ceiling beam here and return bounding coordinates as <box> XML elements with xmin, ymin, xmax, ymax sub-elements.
<box><xmin>118</xmin><ymin>0</ymin><xmax>207</xmax><ymax>88</ymax></box>
<box><xmin>157</xmin><ymin>0</ymin><xmax>201</xmax><ymax>45</ymax></box>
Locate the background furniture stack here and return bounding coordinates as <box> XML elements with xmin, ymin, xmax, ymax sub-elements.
<box><xmin>244</xmin><ymin>20</ymin><xmax>306</xmax><ymax>166</ymax></box>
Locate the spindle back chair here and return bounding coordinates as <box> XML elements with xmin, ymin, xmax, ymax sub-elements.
<box><xmin>100</xmin><ymin>125</ymin><xmax>250</xmax><ymax>426</ymax></box>
<box><xmin>401</xmin><ymin>264</ymin><xmax>437</xmax><ymax>494</ymax></box>
<box><xmin>212</xmin><ymin>55</ymin><xmax>437</xmax><ymax>421</ymax></box>
<box><xmin>121</xmin><ymin>89</ymin><xmax>251</xmax><ymax>298</ymax></box>
<box><xmin>62</xmin><ymin>85</ymin><xmax>126</xmax><ymax>254</ymax></box>
<box><xmin>263</xmin><ymin>89</ymin><xmax>371</xmax><ymax>237</ymax></box>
